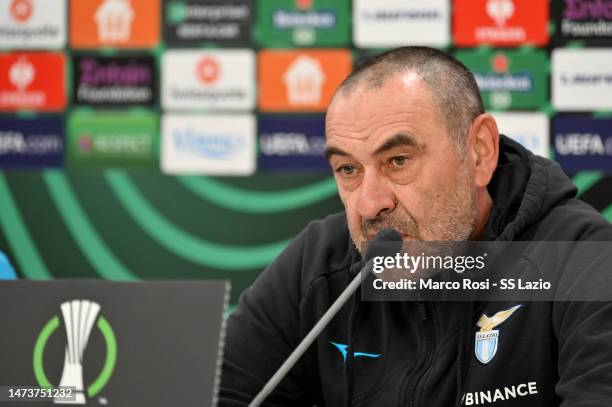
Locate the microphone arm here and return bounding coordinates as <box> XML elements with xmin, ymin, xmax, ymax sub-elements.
<box><xmin>249</xmin><ymin>260</ymin><xmax>370</xmax><ymax>407</ymax></box>
<box><xmin>249</xmin><ymin>227</ymin><xmax>402</xmax><ymax>407</ymax></box>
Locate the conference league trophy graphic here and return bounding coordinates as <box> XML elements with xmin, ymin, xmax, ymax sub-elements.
<box><xmin>55</xmin><ymin>300</ymin><xmax>101</xmax><ymax>405</ymax></box>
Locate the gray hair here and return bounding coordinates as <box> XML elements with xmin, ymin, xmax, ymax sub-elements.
<box><xmin>337</xmin><ymin>47</ymin><xmax>484</xmax><ymax>151</ymax></box>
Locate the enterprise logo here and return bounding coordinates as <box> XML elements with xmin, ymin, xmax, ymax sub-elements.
<box><xmin>463</xmin><ymin>382</ymin><xmax>538</xmax><ymax>405</ymax></box>
<box><xmin>555</xmin><ymin>133</ymin><xmax>612</xmax><ymax>156</ymax></box>
<box><xmin>361</xmin><ymin>9</ymin><xmax>441</xmax><ymax>21</ymax></box>
<box><xmin>172</xmin><ymin>129</ymin><xmax>244</xmax><ymax>159</ymax></box>
<box><xmin>0</xmin><ymin>131</ymin><xmax>62</xmax><ymax>155</ymax></box>
<box><xmin>0</xmin><ymin>117</ymin><xmax>64</xmax><ymax>168</ymax></box>
<box><xmin>161</xmin><ymin>114</ymin><xmax>255</xmax><ymax>175</ymax></box>
<box><xmin>553</xmin><ymin>117</ymin><xmax>612</xmax><ymax>171</ymax></box>
<box><xmin>474</xmin><ymin>73</ymin><xmax>533</xmax><ymax>92</ymax></box>
<box><xmin>273</xmin><ymin>10</ymin><xmax>337</xmax><ymax>29</ymax></box>
<box><xmin>259</xmin><ymin>133</ymin><xmax>325</xmax><ymax>156</ymax></box>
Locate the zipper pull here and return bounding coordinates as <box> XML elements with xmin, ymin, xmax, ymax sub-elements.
<box><xmin>418</xmin><ymin>301</ymin><xmax>428</xmax><ymax>321</ymax></box>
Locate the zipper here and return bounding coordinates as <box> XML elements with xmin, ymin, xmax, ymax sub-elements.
<box><xmin>401</xmin><ymin>302</ymin><xmax>436</xmax><ymax>407</ymax></box>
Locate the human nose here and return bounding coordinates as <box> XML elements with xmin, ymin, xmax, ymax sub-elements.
<box><xmin>355</xmin><ymin>171</ymin><xmax>397</xmax><ymax>220</ymax></box>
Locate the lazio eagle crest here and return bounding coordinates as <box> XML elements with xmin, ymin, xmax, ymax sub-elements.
<box><xmin>475</xmin><ymin>304</ymin><xmax>522</xmax><ymax>365</ymax></box>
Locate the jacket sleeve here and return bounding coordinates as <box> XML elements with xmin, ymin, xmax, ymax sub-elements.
<box><xmin>554</xmin><ymin>227</ymin><xmax>612</xmax><ymax>405</ymax></box>
<box><xmin>554</xmin><ymin>301</ymin><xmax>612</xmax><ymax>406</ymax></box>
<box><xmin>218</xmin><ymin>232</ymin><xmax>312</xmax><ymax>406</ymax></box>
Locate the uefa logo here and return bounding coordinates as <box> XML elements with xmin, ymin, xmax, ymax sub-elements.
<box><xmin>33</xmin><ymin>300</ymin><xmax>117</xmax><ymax>405</ymax></box>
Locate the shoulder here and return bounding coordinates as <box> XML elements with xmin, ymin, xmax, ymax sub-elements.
<box><xmin>525</xmin><ymin>198</ymin><xmax>612</xmax><ymax>241</ymax></box>
<box><xmin>291</xmin><ymin>212</ymin><xmax>355</xmax><ymax>285</ymax></box>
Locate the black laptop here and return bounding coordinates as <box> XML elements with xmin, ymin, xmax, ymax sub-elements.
<box><xmin>0</xmin><ymin>279</ymin><xmax>229</xmax><ymax>407</ymax></box>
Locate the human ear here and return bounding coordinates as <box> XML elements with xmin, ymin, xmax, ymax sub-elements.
<box><xmin>467</xmin><ymin>113</ymin><xmax>499</xmax><ymax>188</ymax></box>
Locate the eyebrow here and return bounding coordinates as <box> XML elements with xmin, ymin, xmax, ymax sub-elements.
<box><xmin>324</xmin><ymin>146</ymin><xmax>350</xmax><ymax>161</ymax></box>
<box><xmin>373</xmin><ymin>133</ymin><xmax>423</xmax><ymax>155</ymax></box>
<box><xmin>324</xmin><ymin>133</ymin><xmax>423</xmax><ymax>161</ymax></box>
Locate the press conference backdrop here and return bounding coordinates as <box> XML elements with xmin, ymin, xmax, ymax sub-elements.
<box><xmin>1</xmin><ymin>0</ymin><xmax>611</xmax><ymax>306</ymax></box>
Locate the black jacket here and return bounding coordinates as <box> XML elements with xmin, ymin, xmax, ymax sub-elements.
<box><xmin>220</xmin><ymin>136</ymin><xmax>612</xmax><ymax>406</ymax></box>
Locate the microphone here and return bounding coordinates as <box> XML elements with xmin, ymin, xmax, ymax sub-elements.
<box><xmin>249</xmin><ymin>228</ymin><xmax>403</xmax><ymax>407</ymax></box>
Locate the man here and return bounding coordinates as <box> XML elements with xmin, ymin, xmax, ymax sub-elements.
<box><xmin>220</xmin><ymin>47</ymin><xmax>612</xmax><ymax>406</ymax></box>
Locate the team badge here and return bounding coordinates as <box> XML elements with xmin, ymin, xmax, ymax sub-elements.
<box><xmin>475</xmin><ymin>304</ymin><xmax>522</xmax><ymax>365</ymax></box>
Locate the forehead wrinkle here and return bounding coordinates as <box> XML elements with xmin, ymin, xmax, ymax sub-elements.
<box><xmin>326</xmin><ymin>116</ymin><xmax>428</xmax><ymax>144</ymax></box>
<box><xmin>327</xmin><ymin>102</ymin><xmax>437</xmax><ymax>134</ymax></box>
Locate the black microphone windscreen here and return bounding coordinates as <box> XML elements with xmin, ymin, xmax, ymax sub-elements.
<box><xmin>364</xmin><ymin>228</ymin><xmax>403</xmax><ymax>261</ymax></box>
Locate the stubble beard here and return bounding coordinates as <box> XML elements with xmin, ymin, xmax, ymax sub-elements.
<box><xmin>349</xmin><ymin>166</ymin><xmax>479</xmax><ymax>251</ymax></box>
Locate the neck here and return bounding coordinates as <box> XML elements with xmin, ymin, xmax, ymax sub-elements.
<box><xmin>470</xmin><ymin>190</ymin><xmax>494</xmax><ymax>240</ymax></box>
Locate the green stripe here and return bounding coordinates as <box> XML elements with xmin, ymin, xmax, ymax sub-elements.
<box><xmin>106</xmin><ymin>170</ymin><xmax>287</xmax><ymax>270</ymax></box>
<box><xmin>0</xmin><ymin>173</ymin><xmax>51</xmax><ymax>279</ymax></box>
<box><xmin>572</xmin><ymin>171</ymin><xmax>603</xmax><ymax>197</ymax></box>
<box><xmin>603</xmin><ymin>204</ymin><xmax>612</xmax><ymax>223</ymax></box>
<box><xmin>177</xmin><ymin>176</ymin><xmax>338</xmax><ymax>213</ymax></box>
<box><xmin>43</xmin><ymin>171</ymin><xmax>136</xmax><ymax>281</ymax></box>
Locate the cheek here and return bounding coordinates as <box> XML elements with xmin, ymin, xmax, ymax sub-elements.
<box><xmin>338</xmin><ymin>189</ymin><xmax>363</xmax><ymax>231</ymax></box>
<box><xmin>338</xmin><ymin>189</ymin><xmax>358</xmax><ymax>219</ymax></box>
<box><xmin>394</xmin><ymin>180</ymin><xmax>441</xmax><ymax>221</ymax></box>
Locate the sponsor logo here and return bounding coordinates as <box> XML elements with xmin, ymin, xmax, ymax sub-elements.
<box><xmin>0</xmin><ymin>53</ymin><xmax>66</xmax><ymax>111</ymax></box>
<box><xmin>564</xmin><ymin>0</ymin><xmax>612</xmax><ymax>19</ymax></box>
<box><xmin>256</xmin><ymin>0</ymin><xmax>350</xmax><ymax>47</ymax></box>
<box><xmin>475</xmin><ymin>304</ymin><xmax>522</xmax><ymax>364</ymax></box>
<box><xmin>258</xmin><ymin>116</ymin><xmax>329</xmax><ymax>171</ymax></box>
<box><xmin>164</xmin><ymin>0</ymin><xmax>252</xmax><ymax>45</ymax></box>
<box><xmin>462</xmin><ymin>382</ymin><xmax>539</xmax><ymax>405</ymax></box>
<box><xmin>493</xmin><ymin>113</ymin><xmax>550</xmax><ymax>158</ymax></box>
<box><xmin>162</xmin><ymin>114</ymin><xmax>255</xmax><ymax>175</ymax></box>
<box><xmin>10</xmin><ymin>55</ymin><xmax>35</xmax><ymax>90</ymax></box>
<box><xmin>0</xmin><ymin>131</ymin><xmax>62</xmax><ymax>155</ymax></box>
<box><xmin>11</xmin><ymin>0</ymin><xmax>33</xmax><ymax>22</ymax></box>
<box><xmin>33</xmin><ymin>299</ymin><xmax>117</xmax><ymax>405</ymax></box>
<box><xmin>453</xmin><ymin>0</ymin><xmax>548</xmax><ymax>46</ymax></box>
<box><xmin>479</xmin><ymin>0</ymin><xmax>526</xmax><ymax>41</ymax></box>
<box><xmin>353</xmin><ymin>0</ymin><xmax>449</xmax><ymax>47</ymax></box>
<box><xmin>455</xmin><ymin>49</ymin><xmax>547</xmax><ymax>109</ymax></box>
<box><xmin>553</xmin><ymin>117</ymin><xmax>612</xmax><ymax>171</ymax></box>
<box><xmin>296</xmin><ymin>0</ymin><xmax>313</xmax><ymax>10</ymax></box>
<box><xmin>73</xmin><ymin>55</ymin><xmax>156</xmax><ymax>106</ymax></box>
<box><xmin>283</xmin><ymin>55</ymin><xmax>325</xmax><ymax>105</ymax></box>
<box><xmin>559</xmin><ymin>0</ymin><xmax>612</xmax><ymax>38</ymax></box>
<box><xmin>95</xmin><ymin>0</ymin><xmax>134</xmax><ymax>42</ymax></box>
<box><xmin>75</xmin><ymin>133</ymin><xmax>152</xmax><ymax>155</ymax></box>
<box><xmin>162</xmin><ymin>49</ymin><xmax>255</xmax><ymax>111</ymax></box>
<box><xmin>260</xmin><ymin>132</ymin><xmax>325</xmax><ymax>156</ymax></box>
<box><xmin>172</xmin><ymin>131</ymin><xmax>243</xmax><ymax>160</ymax></box>
<box><xmin>269</xmin><ymin>0</ymin><xmax>336</xmax><ymax>46</ymax></box>
<box><xmin>273</xmin><ymin>8</ymin><xmax>336</xmax><ymax>30</ymax></box>
<box><xmin>330</xmin><ymin>341</ymin><xmax>381</xmax><ymax>363</ymax></box>
<box><xmin>67</xmin><ymin>112</ymin><xmax>157</xmax><ymax>168</ymax></box>
<box><xmin>258</xmin><ymin>50</ymin><xmax>351</xmax><ymax>112</ymax></box>
<box><xmin>0</xmin><ymin>118</ymin><xmax>64</xmax><ymax>168</ymax></box>
<box><xmin>487</xmin><ymin>0</ymin><xmax>515</xmax><ymax>26</ymax></box>
<box><xmin>552</xmin><ymin>49</ymin><xmax>612</xmax><ymax>110</ymax></box>
<box><xmin>70</xmin><ymin>0</ymin><xmax>160</xmax><ymax>48</ymax></box>
<box><xmin>556</xmin><ymin>133</ymin><xmax>610</xmax><ymax>155</ymax></box>
<box><xmin>0</xmin><ymin>0</ymin><xmax>66</xmax><ymax>48</ymax></box>
<box><xmin>196</xmin><ymin>56</ymin><xmax>220</xmax><ymax>84</ymax></box>
<box><xmin>474</xmin><ymin>53</ymin><xmax>533</xmax><ymax>93</ymax></box>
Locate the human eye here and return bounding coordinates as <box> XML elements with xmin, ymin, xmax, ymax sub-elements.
<box><xmin>389</xmin><ymin>155</ymin><xmax>410</xmax><ymax>168</ymax></box>
<box><xmin>336</xmin><ymin>164</ymin><xmax>356</xmax><ymax>177</ymax></box>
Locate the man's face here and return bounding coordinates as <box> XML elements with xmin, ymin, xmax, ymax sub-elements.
<box><xmin>325</xmin><ymin>72</ymin><xmax>479</xmax><ymax>248</ymax></box>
